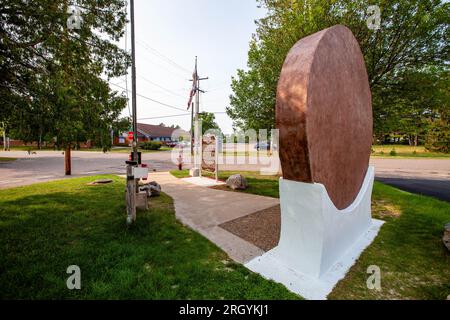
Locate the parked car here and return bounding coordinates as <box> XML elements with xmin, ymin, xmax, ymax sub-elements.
<box><xmin>254</xmin><ymin>142</ymin><xmax>277</xmax><ymax>151</ymax></box>
<box><xmin>177</xmin><ymin>141</ymin><xmax>191</xmax><ymax>148</ymax></box>
<box><xmin>165</xmin><ymin>141</ymin><xmax>178</xmax><ymax>148</ymax></box>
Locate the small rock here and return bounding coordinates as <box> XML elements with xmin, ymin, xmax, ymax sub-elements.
<box><xmin>226</xmin><ymin>174</ymin><xmax>248</xmax><ymax>190</ymax></box>
<box><xmin>443</xmin><ymin>223</ymin><xmax>450</xmax><ymax>251</ymax></box>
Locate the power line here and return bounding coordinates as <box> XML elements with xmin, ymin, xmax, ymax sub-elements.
<box><xmin>136</xmin><ymin>39</ymin><xmax>192</xmax><ymax>75</ymax></box>
<box><xmin>138</xmin><ymin>113</ymin><xmax>190</xmax><ymax>121</ymax></box>
<box><xmin>109</xmin><ymin>82</ymin><xmax>187</xmax><ymax>112</ymax></box>
<box><xmin>137</xmin><ymin>54</ymin><xmax>190</xmax><ymax>81</ymax></box>
<box><xmin>137</xmin><ymin>74</ymin><xmax>186</xmax><ymax>100</ymax></box>
<box><xmin>137</xmin><ymin>111</ymin><xmax>227</xmax><ymax>121</ymax></box>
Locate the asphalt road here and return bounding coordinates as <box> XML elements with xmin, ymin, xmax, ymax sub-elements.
<box><xmin>1</xmin><ymin>150</ymin><xmax>449</xmax><ymax>202</ymax></box>
<box><xmin>375</xmin><ymin>176</ymin><xmax>450</xmax><ymax>202</ymax></box>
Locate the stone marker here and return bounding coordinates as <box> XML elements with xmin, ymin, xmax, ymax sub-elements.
<box><xmin>276</xmin><ymin>24</ymin><xmax>372</xmax><ymax>210</ymax></box>
<box><xmin>139</xmin><ymin>181</ymin><xmax>162</xmax><ymax>197</ymax></box>
<box><xmin>246</xmin><ymin>25</ymin><xmax>383</xmax><ymax>300</ymax></box>
<box><xmin>226</xmin><ymin>174</ymin><xmax>248</xmax><ymax>190</ymax></box>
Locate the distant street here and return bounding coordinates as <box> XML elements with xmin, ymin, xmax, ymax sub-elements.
<box><xmin>0</xmin><ymin>150</ymin><xmax>449</xmax><ymax>202</ymax></box>
<box><xmin>0</xmin><ymin>150</ymin><xmax>177</xmax><ymax>189</ymax></box>
<box><xmin>371</xmin><ymin>158</ymin><xmax>450</xmax><ymax>202</ymax></box>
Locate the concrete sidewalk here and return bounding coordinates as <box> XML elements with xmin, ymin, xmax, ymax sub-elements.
<box><xmin>152</xmin><ymin>172</ymin><xmax>279</xmax><ymax>263</ymax></box>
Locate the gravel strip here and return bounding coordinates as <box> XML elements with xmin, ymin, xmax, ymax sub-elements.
<box><xmin>219</xmin><ymin>205</ymin><xmax>281</xmax><ymax>252</ymax></box>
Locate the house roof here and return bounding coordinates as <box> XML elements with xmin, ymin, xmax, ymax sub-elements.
<box><xmin>137</xmin><ymin>123</ymin><xmax>178</xmax><ymax>138</ymax></box>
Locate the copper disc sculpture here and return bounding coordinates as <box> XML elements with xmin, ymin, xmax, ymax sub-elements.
<box><xmin>276</xmin><ymin>25</ymin><xmax>373</xmax><ymax>210</ymax></box>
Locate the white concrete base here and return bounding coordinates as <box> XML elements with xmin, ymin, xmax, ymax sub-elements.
<box><xmin>189</xmin><ymin>168</ymin><xmax>200</xmax><ymax>177</ymax></box>
<box><xmin>245</xmin><ymin>166</ymin><xmax>385</xmax><ymax>300</ymax></box>
<box><xmin>182</xmin><ymin>176</ymin><xmax>226</xmax><ymax>187</ymax></box>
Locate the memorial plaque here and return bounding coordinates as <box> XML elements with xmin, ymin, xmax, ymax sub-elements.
<box><xmin>276</xmin><ymin>25</ymin><xmax>373</xmax><ymax>210</ymax></box>
<box><xmin>202</xmin><ymin>134</ymin><xmax>217</xmax><ymax>173</ymax></box>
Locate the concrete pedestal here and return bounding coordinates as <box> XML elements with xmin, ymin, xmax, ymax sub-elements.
<box><xmin>245</xmin><ymin>166</ymin><xmax>384</xmax><ymax>300</ymax></box>
<box><xmin>136</xmin><ymin>192</ymin><xmax>149</xmax><ymax>210</ymax></box>
<box><xmin>189</xmin><ymin>168</ymin><xmax>200</xmax><ymax>177</ymax></box>
<box><xmin>125</xmin><ymin>190</ymin><xmax>149</xmax><ymax>211</ymax></box>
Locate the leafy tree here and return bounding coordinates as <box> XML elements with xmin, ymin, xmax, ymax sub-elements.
<box><xmin>0</xmin><ymin>0</ymin><xmax>130</xmax><ymax>171</ymax></box>
<box><xmin>375</xmin><ymin>66</ymin><xmax>449</xmax><ymax>147</ymax></box>
<box><xmin>227</xmin><ymin>0</ymin><xmax>449</xmax><ymax>136</ymax></box>
<box><xmin>200</xmin><ymin>112</ymin><xmax>220</xmax><ymax>134</ymax></box>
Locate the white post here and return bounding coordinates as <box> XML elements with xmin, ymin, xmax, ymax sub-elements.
<box><xmin>2</xmin><ymin>122</ymin><xmax>6</xmax><ymax>151</ymax></box>
<box><xmin>194</xmin><ymin>96</ymin><xmax>201</xmax><ymax>177</ymax></box>
<box><xmin>215</xmin><ymin>137</ymin><xmax>219</xmax><ymax>182</ymax></box>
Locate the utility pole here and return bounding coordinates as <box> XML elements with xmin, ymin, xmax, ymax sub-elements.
<box><xmin>130</xmin><ymin>0</ymin><xmax>138</xmax><ymax>163</ymax></box>
<box><xmin>63</xmin><ymin>0</ymin><xmax>71</xmax><ymax>176</ymax></box>
<box><xmin>189</xmin><ymin>57</ymin><xmax>208</xmax><ymax>177</ymax></box>
<box><xmin>126</xmin><ymin>0</ymin><xmax>138</xmax><ymax>225</ymax></box>
<box><xmin>190</xmin><ymin>102</ymin><xmax>194</xmax><ymax>156</ymax></box>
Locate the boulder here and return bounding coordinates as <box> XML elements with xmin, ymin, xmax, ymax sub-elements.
<box><xmin>139</xmin><ymin>181</ymin><xmax>161</xmax><ymax>197</ymax></box>
<box><xmin>443</xmin><ymin>223</ymin><xmax>450</xmax><ymax>251</ymax></box>
<box><xmin>226</xmin><ymin>174</ymin><xmax>248</xmax><ymax>190</ymax></box>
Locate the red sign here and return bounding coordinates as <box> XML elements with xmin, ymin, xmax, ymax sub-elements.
<box><xmin>128</xmin><ymin>132</ymin><xmax>134</xmax><ymax>141</ymax></box>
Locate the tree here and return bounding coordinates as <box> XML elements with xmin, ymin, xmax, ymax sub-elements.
<box><xmin>377</xmin><ymin>66</ymin><xmax>448</xmax><ymax>146</ymax></box>
<box><xmin>227</xmin><ymin>0</ymin><xmax>449</xmax><ymax>134</ymax></box>
<box><xmin>200</xmin><ymin>112</ymin><xmax>220</xmax><ymax>134</ymax></box>
<box><xmin>0</xmin><ymin>0</ymin><xmax>131</xmax><ymax>172</ymax></box>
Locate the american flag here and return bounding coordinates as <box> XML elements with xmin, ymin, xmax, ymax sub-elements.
<box><xmin>187</xmin><ymin>71</ymin><xmax>198</xmax><ymax>110</ymax></box>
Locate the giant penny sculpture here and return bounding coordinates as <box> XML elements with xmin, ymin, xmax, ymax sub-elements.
<box><xmin>276</xmin><ymin>25</ymin><xmax>373</xmax><ymax>210</ymax></box>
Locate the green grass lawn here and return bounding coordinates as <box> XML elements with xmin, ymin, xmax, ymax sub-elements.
<box><xmin>0</xmin><ymin>175</ymin><xmax>299</xmax><ymax>300</ymax></box>
<box><xmin>170</xmin><ymin>170</ymin><xmax>450</xmax><ymax>299</ymax></box>
<box><xmin>171</xmin><ymin>170</ymin><xmax>280</xmax><ymax>198</ymax></box>
<box><xmin>371</xmin><ymin>145</ymin><xmax>450</xmax><ymax>158</ymax></box>
<box><xmin>0</xmin><ymin>157</ymin><xmax>17</xmax><ymax>162</ymax></box>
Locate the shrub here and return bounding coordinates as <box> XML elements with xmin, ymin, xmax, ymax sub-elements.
<box><xmin>390</xmin><ymin>149</ymin><xmax>397</xmax><ymax>156</ymax></box>
<box><xmin>141</xmin><ymin>141</ymin><xmax>162</xmax><ymax>150</ymax></box>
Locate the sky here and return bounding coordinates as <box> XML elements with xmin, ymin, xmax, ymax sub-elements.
<box><xmin>110</xmin><ymin>0</ymin><xmax>266</xmax><ymax>134</ymax></box>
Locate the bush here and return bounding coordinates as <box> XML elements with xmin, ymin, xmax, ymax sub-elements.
<box><xmin>390</xmin><ymin>149</ymin><xmax>397</xmax><ymax>156</ymax></box>
<box><xmin>140</xmin><ymin>141</ymin><xmax>162</xmax><ymax>150</ymax></box>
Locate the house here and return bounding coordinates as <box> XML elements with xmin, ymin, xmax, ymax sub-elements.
<box><xmin>115</xmin><ymin>123</ymin><xmax>186</xmax><ymax>145</ymax></box>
